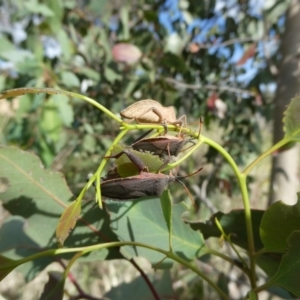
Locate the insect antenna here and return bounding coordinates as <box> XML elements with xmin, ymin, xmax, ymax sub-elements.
<box><xmin>174</xmin><ymin>177</ymin><xmax>197</xmax><ymax>211</ymax></box>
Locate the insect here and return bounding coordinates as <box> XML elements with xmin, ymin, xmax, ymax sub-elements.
<box><xmin>132</xmin><ymin>117</ymin><xmax>202</xmax><ymax>157</ymax></box>
<box><xmin>120</xmin><ymin>99</ymin><xmax>186</xmax><ymax>127</ymax></box>
<box><xmin>102</xmin><ymin>150</ymin><xmax>202</xmax><ymax>205</ymax></box>
<box><xmin>104</xmin><ymin>149</ymin><xmax>149</xmax><ymax>173</ymax></box>
<box><xmin>132</xmin><ymin>135</ymin><xmax>189</xmax><ymax>157</ymax></box>
<box><xmin>101</xmin><ymin>171</ymin><xmax>176</xmax><ymax>200</ymax></box>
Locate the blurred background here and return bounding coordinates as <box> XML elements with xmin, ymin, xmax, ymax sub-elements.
<box><xmin>0</xmin><ymin>0</ymin><xmax>298</xmax><ymax>299</ymax></box>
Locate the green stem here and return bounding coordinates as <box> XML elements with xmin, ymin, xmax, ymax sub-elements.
<box><xmin>86</xmin><ymin>129</ymin><xmax>129</xmax><ymax>208</ymax></box>
<box><xmin>253</xmin><ymin>279</ymin><xmax>276</xmax><ymax>294</ymax></box>
<box><xmin>4</xmin><ymin>242</ymin><xmax>229</xmax><ymax>300</ymax></box>
<box><xmin>243</xmin><ymin>138</ymin><xmax>290</xmax><ymax>176</ymax></box>
<box><xmin>205</xmin><ymin>248</ymin><xmax>250</xmax><ymax>275</ymax></box>
<box><xmin>239</xmin><ymin>173</ymin><xmax>256</xmax><ymax>288</ymax></box>
<box><xmin>201</xmin><ymin>136</ymin><xmax>257</xmax><ymax>288</ymax></box>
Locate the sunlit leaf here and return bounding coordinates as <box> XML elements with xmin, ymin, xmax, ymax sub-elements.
<box><xmin>106</xmin><ymin>198</ymin><xmax>205</xmax><ymax>266</ymax></box>
<box><xmin>283</xmin><ymin>96</ymin><xmax>300</xmax><ymax>141</ymax></box>
<box><xmin>56</xmin><ymin>200</ymin><xmax>81</xmax><ymax>247</ymax></box>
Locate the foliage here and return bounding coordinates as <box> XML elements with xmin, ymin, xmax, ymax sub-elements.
<box><xmin>0</xmin><ymin>0</ymin><xmax>296</xmax><ymax>299</ymax></box>
<box><xmin>1</xmin><ymin>87</ymin><xmax>300</xmax><ymax>299</ymax></box>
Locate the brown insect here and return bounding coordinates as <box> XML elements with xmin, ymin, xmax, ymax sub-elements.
<box><xmin>131</xmin><ymin>117</ymin><xmax>202</xmax><ymax>157</ymax></box>
<box><xmin>120</xmin><ymin>99</ymin><xmax>186</xmax><ymax>127</ymax></box>
<box><xmin>104</xmin><ymin>149</ymin><xmax>149</xmax><ymax>173</ymax></box>
<box><xmin>102</xmin><ymin>150</ymin><xmax>202</xmax><ymax>206</ymax></box>
<box><xmin>101</xmin><ymin>171</ymin><xmax>177</xmax><ymax>200</ymax></box>
<box><xmin>132</xmin><ymin>135</ymin><xmax>189</xmax><ymax>157</ymax></box>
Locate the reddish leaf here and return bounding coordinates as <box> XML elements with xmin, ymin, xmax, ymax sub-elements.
<box><xmin>112</xmin><ymin>43</ymin><xmax>142</xmax><ymax>65</ymax></box>
<box><xmin>236</xmin><ymin>43</ymin><xmax>256</xmax><ymax>66</ymax></box>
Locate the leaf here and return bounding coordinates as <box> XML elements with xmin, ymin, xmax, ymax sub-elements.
<box><xmin>77</xmin><ymin>67</ymin><xmax>101</xmax><ymax>81</ymax></box>
<box><xmin>0</xmin><ymin>146</ymin><xmax>73</xmax><ymax>248</ymax></box>
<box><xmin>112</xmin><ymin>43</ymin><xmax>142</xmax><ymax>65</ymax></box>
<box><xmin>161</xmin><ymin>52</ymin><xmax>187</xmax><ymax>72</ymax></box>
<box><xmin>40</xmin><ymin>271</ymin><xmax>65</xmax><ymax>300</ymax></box>
<box><xmin>110</xmin><ymin>144</ymin><xmax>164</xmax><ymax>177</ymax></box>
<box><xmin>260</xmin><ymin>197</ymin><xmax>300</xmax><ymax>253</ymax></box>
<box><xmin>104</xmin><ymin>270</ymin><xmax>174</xmax><ymax>300</ymax></box>
<box><xmin>269</xmin><ymin>231</ymin><xmax>300</xmax><ymax>297</ymax></box>
<box><xmin>106</xmin><ymin>197</ymin><xmax>205</xmax><ymax>266</ymax></box>
<box><xmin>236</xmin><ymin>43</ymin><xmax>256</xmax><ymax>66</ymax></box>
<box><xmin>39</xmin><ymin>99</ymin><xmax>63</xmax><ymax>142</ymax></box>
<box><xmin>0</xmin><ymin>216</ymin><xmax>53</xmax><ymax>280</ymax></box>
<box><xmin>0</xmin><ymin>146</ymin><xmax>120</xmax><ymax>279</ymax></box>
<box><xmin>0</xmin><ymin>254</ymin><xmax>19</xmax><ymax>281</ymax></box>
<box><xmin>56</xmin><ymin>200</ymin><xmax>81</xmax><ymax>247</ymax></box>
<box><xmin>104</xmin><ymin>67</ymin><xmax>122</xmax><ymax>83</ymax></box>
<box><xmin>24</xmin><ymin>0</ymin><xmax>54</xmax><ymax>16</ymax></box>
<box><xmin>51</xmin><ymin>94</ymin><xmax>74</xmax><ymax>127</ymax></box>
<box><xmin>60</xmin><ymin>71</ymin><xmax>80</xmax><ymax>88</ymax></box>
<box><xmin>283</xmin><ymin>96</ymin><xmax>300</xmax><ymax>141</ymax></box>
<box><xmin>160</xmin><ymin>190</ymin><xmax>172</xmax><ymax>234</ymax></box>
<box><xmin>189</xmin><ymin>209</ymin><xmax>264</xmax><ymax>251</ymax></box>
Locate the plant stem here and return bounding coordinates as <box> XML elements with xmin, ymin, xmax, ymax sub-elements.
<box><xmin>3</xmin><ymin>241</ymin><xmax>229</xmax><ymax>300</ymax></box>
<box><xmin>205</xmin><ymin>248</ymin><xmax>250</xmax><ymax>275</ymax></box>
<box><xmin>201</xmin><ymin>136</ymin><xmax>257</xmax><ymax>288</ymax></box>
<box><xmin>243</xmin><ymin>138</ymin><xmax>290</xmax><ymax>176</ymax></box>
<box><xmin>239</xmin><ymin>174</ymin><xmax>257</xmax><ymax>288</ymax></box>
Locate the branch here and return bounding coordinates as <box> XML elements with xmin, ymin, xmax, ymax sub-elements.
<box><xmin>164</xmin><ymin>78</ymin><xmax>256</xmax><ymax>96</ymax></box>
<box><xmin>198</xmin><ymin>37</ymin><xmax>259</xmax><ymax>49</ymax></box>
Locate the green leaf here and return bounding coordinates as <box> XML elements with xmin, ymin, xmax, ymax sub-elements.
<box><xmin>40</xmin><ymin>271</ymin><xmax>65</xmax><ymax>300</ymax></box>
<box><xmin>82</xmin><ymin>134</ymin><xmax>97</xmax><ymax>153</ymax></box>
<box><xmin>0</xmin><ymin>254</ymin><xmax>19</xmax><ymax>281</ymax></box>
<box><xmin>104</xmin><ymin>67</ymin><xmax>122</xmax><ymax>83</ymax></box>
<box><xmin>51</xmin><ymin>94</ymin><xmax>74</xmax><ymax>127</ymax></box>
<box><xmin>110</xmin><ymin>144</ymin><xmax>164</xmax><ymax>177</ymax></box>
<box><xmin>60</xmin><ymin>71</ymin><xmax>80</xmax><ymax>88</ymax></box>
<box><xmin>189</xmin><ymin>209</ymin><xmax>264</xmax><ymax>251</ymax></box>
<box><xmin>77</xmin><ymin>67</ymin><xmax>101</xmax><ymax>81</ymax></box>
<box><xmin>106</xmin><ymin>198</ymin><xmax>205</xmax><ymax>266</ymax></box>
<box><xmin>260</xmin><ymin>197</ymin><xmax>300</xmax><ymax>253</ymax></box>
<box><xmin>0</xmin><ymin>146</ymin><xmax>73</xmax><ymax>247</ymax></box>
<box><xmin>104</xmin><ymin>270</ymin><xmax>174</xmax><ymax>300</ymax></box>
<box><xmin>161</xmin><ymin>52</ymin><xmax>187</xmax><ymax>72</ymax></box>
<box><xmin>160</xmin><ymin>190</ymin><xmax>172</xmax><ymax>234</ymax></box>
<box><xmin>56</xmin><ymin>200</ymin><xmax>81</xmax><ymax>246</ymax></box>
<box><xmin>0</xmin><ymin>146</ymin><xmax>120</xmax><ymax>278</ymax></box>
<box><xmin>24</xmin><ymin>0</ymin><xmax>54</xmax><ymax>16</ymax></box>
<box><xmin>56</xmin><ymin>29</ymin><xmax>73</xmax><ymax>60</ymax></box>
<box><xmin>283</xmin><ymin>96</ymin><xmax>300</xmax><ymax>141</ymax></box>
<box><xmin>0</xmin><ymin>216</ymin><xmax>53</xmax><ymax>280</ymax></box>
<box><xmin>269</xmin><ymin>231</ymin><xmax>300</xmax><ymax>297</ymax></box>
<box><xmin>39</xmin><ymin>100</ymin><xmax>63</xmax><ymax>142</ymax></box>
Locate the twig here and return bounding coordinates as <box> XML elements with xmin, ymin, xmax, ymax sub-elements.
<box><xmin>199</xmin><ymin>37</ymin><xmax>259</xmax><ymax>49</ymax></box>
<box><xmin>129</xmin><ymin>258</ymin><xmax>161</xmax><ymax>300</ymax></box>
<box><xmin>164</xmin><ymin>78</ymin><xmax>256</xmax><ymax>96</ymax></box>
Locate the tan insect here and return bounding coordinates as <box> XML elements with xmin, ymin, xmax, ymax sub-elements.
<box><xmin>120</xmin><ymin>99</ymin><xmax>186</xmax><ymax>127</ymax></box>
